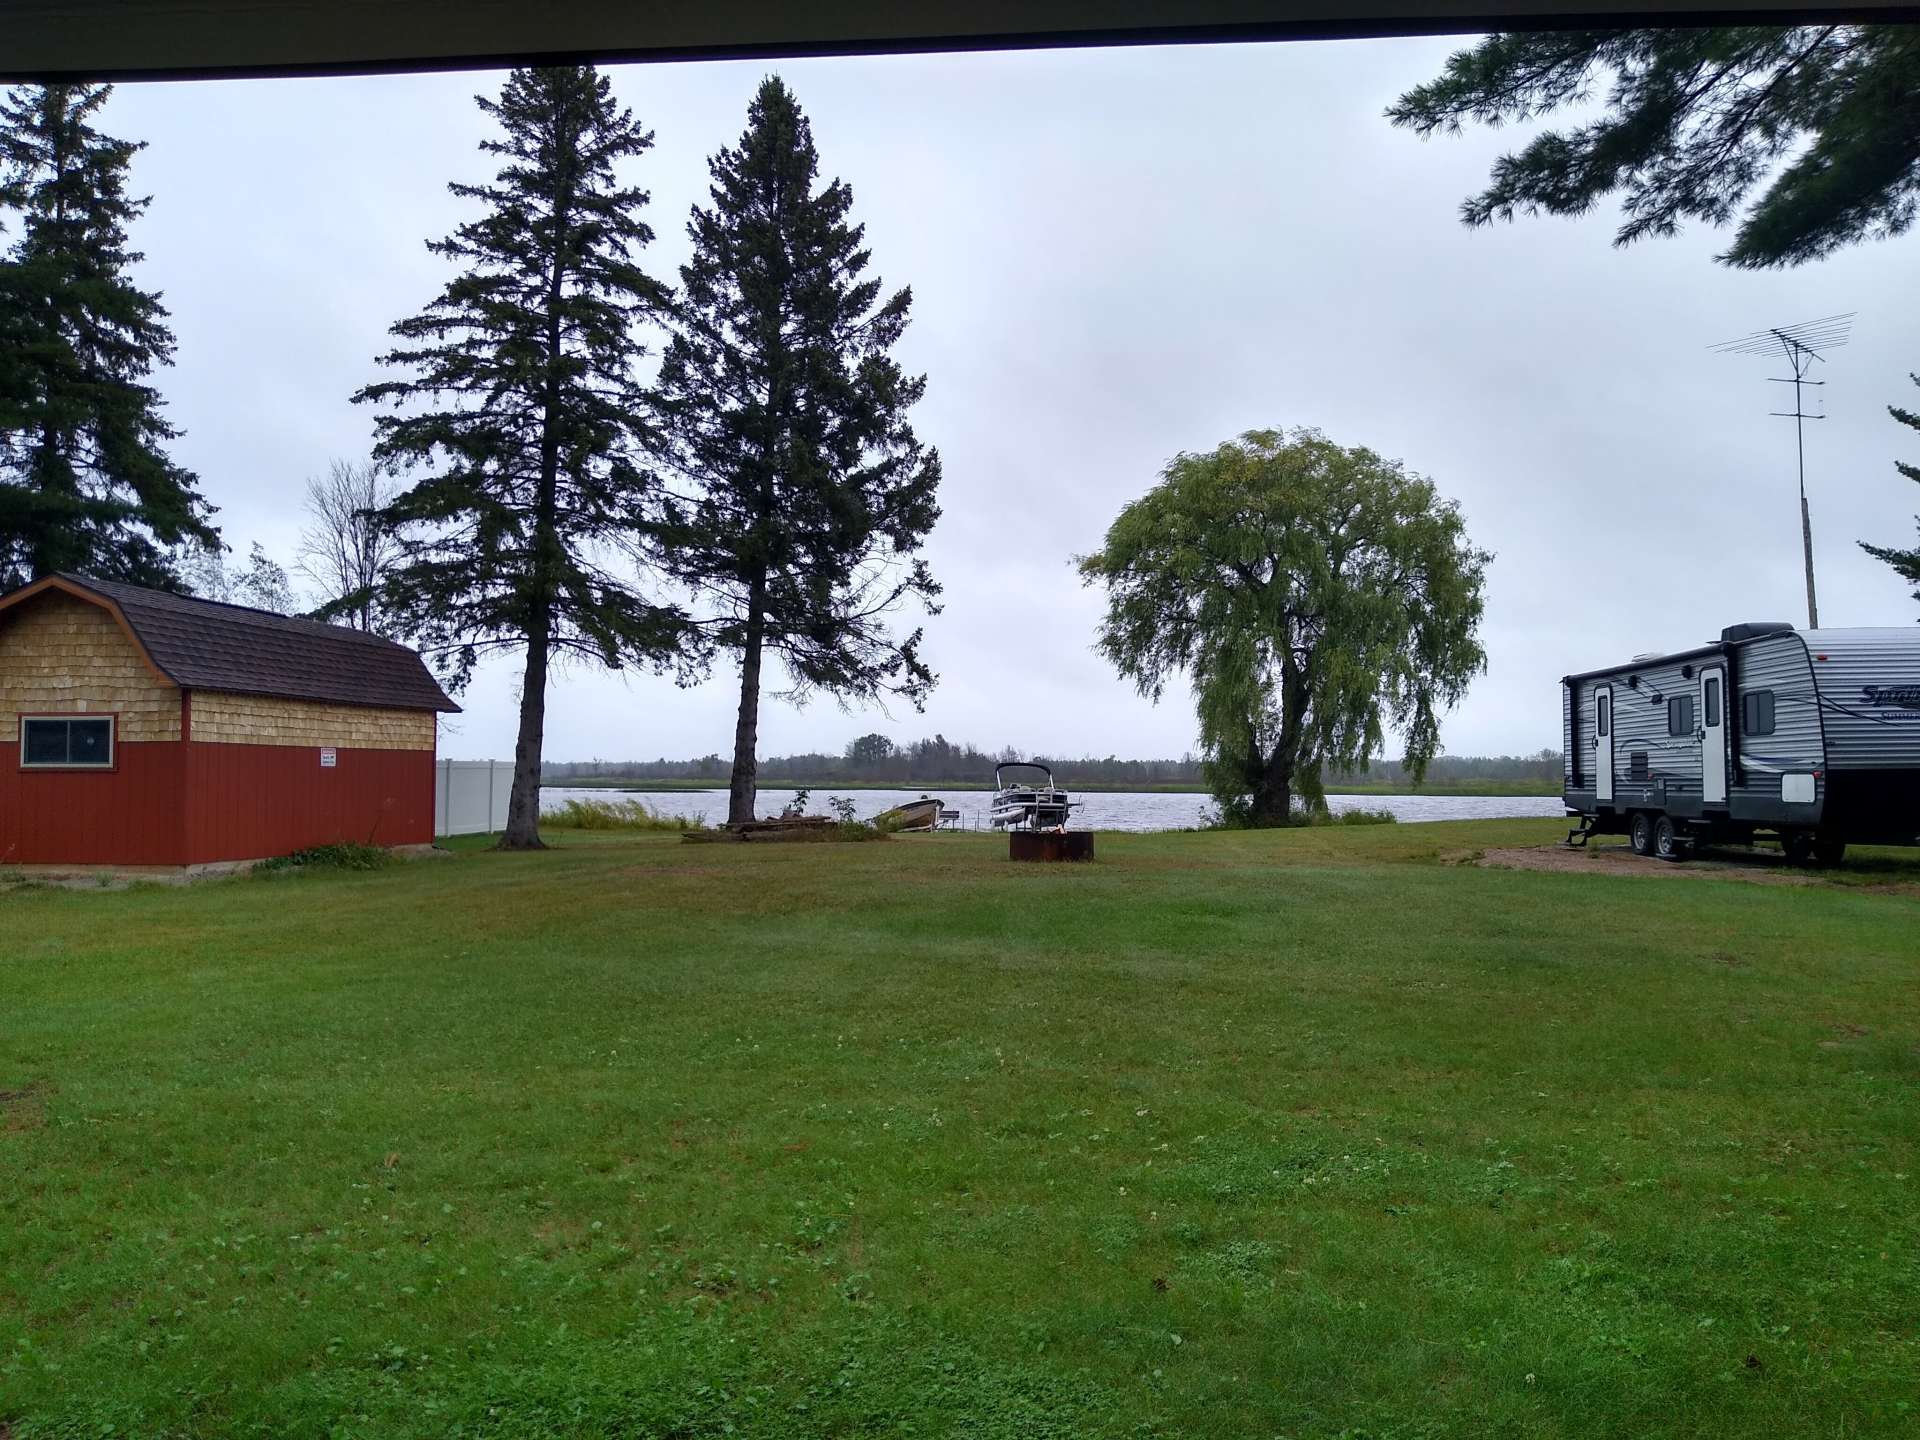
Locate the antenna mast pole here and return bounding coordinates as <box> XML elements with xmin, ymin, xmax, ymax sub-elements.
<box><xmin>1778</xmin><ymin>331</ymin><xmax>1820</xmax><ymax>629</ymax></box>
<box><xmin>1710</xmin><ymin>313</ymin><xmax>1851</xmax><ymax>632</ymax></box>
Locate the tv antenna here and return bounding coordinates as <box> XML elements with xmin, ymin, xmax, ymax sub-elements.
<box><xmin>1711</xmin><ymin>313</ymin><xmax>1853</xmax><ymax>629</ymax></box>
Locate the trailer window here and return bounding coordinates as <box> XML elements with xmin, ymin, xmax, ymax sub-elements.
<box><xmin>21</xmin><ymin>716</ymin><xmax>115</xmax><ymax>768</ymax></box>
<box><xmin>1597</xmin><ymin>693</ymin><xmax>1609</xmax><ymax>737</ymax></box>
<box><xmin>1704</xmin><ymin>676</ymin><xmax>1720</xmax><ymax>727</ymax></box>
<box><xmin>1742</xmin><ymin>690</ymin><xmax>1776</xmax><ymax>736</ymax></box>
<box><xmin>1667</xmin><ymin>695</ymin><xmax>1694</xmax><ymax>736</ymax></box>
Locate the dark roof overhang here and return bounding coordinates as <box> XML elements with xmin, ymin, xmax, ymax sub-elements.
<box><xmin>0</xmin><ymin>573</ymin><xmax>460</xmax><ymax>714</ymax></box>
<box><xmin>4</xmin><ymin>2</ymin><xmax>1912</xmax><ymax>83</ymax></box>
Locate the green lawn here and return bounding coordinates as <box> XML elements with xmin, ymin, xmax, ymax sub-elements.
<box><xmin>3</xmin><ymin>822</ymin><xmax>1916</xmax><ymax>1437</ymax></box>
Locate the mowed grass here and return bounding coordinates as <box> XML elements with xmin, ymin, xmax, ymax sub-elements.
<box><xmin>2</xmin><ymin>821</ymin><xmax>1917</xmax><ymax>1438</ymax></box>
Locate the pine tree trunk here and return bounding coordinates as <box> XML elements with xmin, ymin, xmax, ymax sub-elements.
<box><xmin>500</xmin><ymin>619</ymin><xmax>550</xmax><ymax>850</ymax></box>
<box><xmin>30</xmin><ymin>102</ymin><xmax>74</xmax><ymax>581</ymax></box>
<box><xmin>30</xmin><ymin>425</ymin><xmax>60</xmax><ymax>579</ymax></box>
<box><xmin>497</xmin><ymin>132</ymin><xmax>576</xmax><ymax>854</ymax></box>
<box><xmin>727</xmin><ymin>582</ymin><xmax>767</xmax><ymax>827</ymax></box>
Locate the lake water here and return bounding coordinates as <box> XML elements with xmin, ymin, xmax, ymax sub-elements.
<box><xmin>541</xmin><ymin>785</ymin><xmax>1566</xmax><ymax>833</ymax></box>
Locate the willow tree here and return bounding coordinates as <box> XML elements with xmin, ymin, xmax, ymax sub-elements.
<box><xmin>1078</xmin><ymin>428</ymin><xmax>1490</xmax><ymax>825</ymax></box>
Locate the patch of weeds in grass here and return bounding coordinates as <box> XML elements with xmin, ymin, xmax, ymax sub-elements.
<box><xmin>825</xmin><ymin>796</ymin><xmax>892</xmax><ymax>841</ymax></box>
<box><xmin>253</xmin><ymin>842</ymin><xmax>395</xmax><ymax>876</ymax></box>
<box><xmin>777</xmin><ymin>820</ymin><xmax>892</xmax><ymax>843</ymax></box>
<box><xmin>1196</xmin><ymin>803</ymin><xmax>1400</xmax><ymax>830</ymax></box>
<box><xmin>1317</xmin><ymin>806</ymin><xmax>1398</xmax><ymax>826</ymax></box>
<box><xmin>1</xmin><ymin>1079</ymin><xmax>49</xmax><ymax>1133</ymax></box>
<box><xmin>1084</xmin><ymin>1216</ymin><xmax>1141</xmax><ymax>1260</ymax></box>
<box><xmin>1178</xmin><ymin>1238</ymin><xmax>1284</xmax><ymax>1286</ymax></box>
<box><xmin>548</xmin><ymin>797</ymin><xmax>709</xmax><ymax>832</ymax></box>
<box><xmin>763</xmin><ymin>794</ymin><xmax>891</xmax><ymax>841</ymax></box>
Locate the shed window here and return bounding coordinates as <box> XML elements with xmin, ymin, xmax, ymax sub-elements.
<box><xmin>1667</xmin><ymin>695</ymin><xmax>1694</xmax><ymax>736</ymax></box>
<box><xmin>21</xmin><ymin>716</ymin><xmax>115</xmax><ymax>768</ymax></box>
<box><xmin>1742</xmin><ymin>690</ymin><xmax>1776</xmax><ymax>737</ymax></box>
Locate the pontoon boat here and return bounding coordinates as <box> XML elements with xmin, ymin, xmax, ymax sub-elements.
<box><xmin>989</xmin><ymin>761</ymin><xmax>1075</xmax><ymax>831</ymax></box>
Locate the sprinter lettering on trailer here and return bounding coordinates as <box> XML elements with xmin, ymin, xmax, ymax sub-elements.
<box><xmin>1861</xmin><ymin>684</ymin><xmax>1920</xmax><ymax>711</ymax></box>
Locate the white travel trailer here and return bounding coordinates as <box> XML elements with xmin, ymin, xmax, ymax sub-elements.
<box><xmin>1562</xmin><ymin>623</ymin><xmax>1920</xmax><ymax>863</ymax></box>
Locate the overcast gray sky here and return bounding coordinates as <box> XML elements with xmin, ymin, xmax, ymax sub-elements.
<box><xmin>97</xmin><ymin>36</ymin><xmax>1919</xmax><ymax>765</ymax></box>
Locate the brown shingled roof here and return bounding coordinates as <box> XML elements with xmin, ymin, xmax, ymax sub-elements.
<box><xmin>12</xmin><ymin>573</ymin><xmax>460</xmax><ymax>713</ymax></box>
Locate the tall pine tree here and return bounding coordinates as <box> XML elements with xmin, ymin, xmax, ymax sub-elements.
<box><xmin>355</xmin><ymin>66</ymin><xmax>689</xmax><ymax>850</ymax></box>
<box><xmin>1390</xmin><ymin>27</ymin><xmax>1920</xmax><ymax>269</ymax></box>
<box><xmin>1861</xmin><ymin>373</ymin><xmax>1920</xmax><ymax>611</ymax></box>
<box><xmin>0</xmin><ymin>83</ymin><xmax>215</xmax><ymax>590</ymax></box>
<box><xmin>652</xmin><ymin>76</ymin><xmax>941</xmax><ymax>827</ymax></box>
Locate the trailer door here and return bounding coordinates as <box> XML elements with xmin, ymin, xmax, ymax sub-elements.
<box><xmin>1595</xmin><ymin>685</ymin><xmax>1614</xmax><ymax>803</ymax></box>
<box><xmin>1699</xmin><ymin>666</ymin><xmax>1727</xmax><ymax>805</ymax></box>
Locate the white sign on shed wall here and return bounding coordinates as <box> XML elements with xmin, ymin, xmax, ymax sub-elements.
<box><xmin>319</xmin><ymin>747</ymin><xmax>337</xmax><ymax>768</ymax></box>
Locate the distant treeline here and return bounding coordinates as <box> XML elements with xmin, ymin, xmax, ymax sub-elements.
<box><xmin>544</xmin><ymin>734</ymin><xmax>1563</xmax><ymax>788</ymax></box>
<box><xmin>1344</xmin><ymin>751</ymin><xmax>1564</xmax><ymax>785</ymax></box>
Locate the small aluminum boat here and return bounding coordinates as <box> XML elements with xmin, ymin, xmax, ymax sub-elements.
<box><xmin>989</xmin><ymin>761</ymin><xmax>1075</xmax><ymax>831</ymax></box>
<box><xmin>870</xmin><ymin>797</ymin><xmax>941</xmax><ymax>832</ymax></box>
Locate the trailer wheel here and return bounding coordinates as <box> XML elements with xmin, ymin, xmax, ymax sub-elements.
<box><xmin>1653</xmin><ymin>816</ymin><xmax>1689</xmax><ymax>862</ymax></box>
<box><xmin>1629</xmin><ymin>812</ymin><xmax>1656</xmax><ymax>857</ymax></box>
<box><xmin>1813</xmin><ymin>839</ymin><xmax>1848</xmax><ymax>868</ymax></box>
<box><xmin>1781</xmin><ymin>831</ymin><xmax>1816</xmax><ymax>866</ymax></box>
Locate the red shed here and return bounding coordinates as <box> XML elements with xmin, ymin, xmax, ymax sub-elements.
<box><xmin>0</xmin><ymin>573</ymin><xmax>459</xmax><ymax>869</ymax></box>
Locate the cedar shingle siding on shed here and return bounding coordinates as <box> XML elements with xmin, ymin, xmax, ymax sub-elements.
<box><xmin>0</xmin><ymin>574</ymin><xmax>457</xmax><ymax>867</ymax></box>
<box><xmin>191</xmin><ymin>693</ymin><xmax>437</xmax><ymax>750</ymax></box>
<box><xmin>0</xmin><ymin>590</ymin><xmax>182</xmax><ymax>742</ymax></box>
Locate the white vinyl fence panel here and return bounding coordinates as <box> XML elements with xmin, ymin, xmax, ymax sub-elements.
<box><xmin>435</xmin><ymin>760</ymin><xmax>512</xmax><ymax>837</ymax></box>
